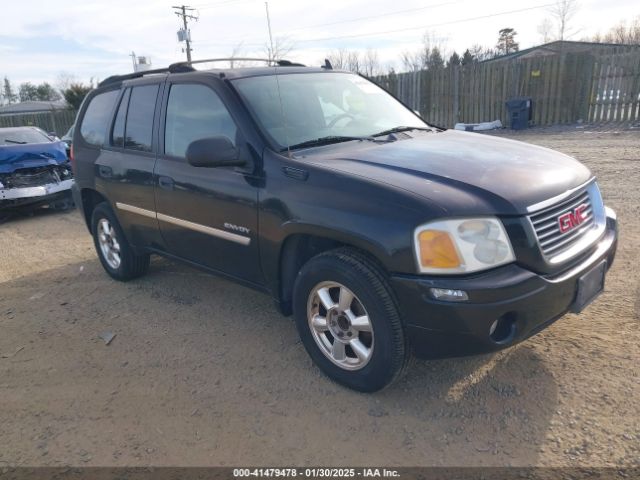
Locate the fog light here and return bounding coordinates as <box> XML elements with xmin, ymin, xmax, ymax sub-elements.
<box><xmin>489</xmin><ymin>315</ymin><xmax>516</xmax><ymax>343</ymax></box>
<box><xmin>430</xmin><ymin>288</ymin><xmax>469</xmax><ymax>302</ymax></box>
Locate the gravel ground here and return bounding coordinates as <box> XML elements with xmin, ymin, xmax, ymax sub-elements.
<box><xmin>0</xmin><ymin>127</ymin><xmax>638</xmax><ymax>468</ymax></box>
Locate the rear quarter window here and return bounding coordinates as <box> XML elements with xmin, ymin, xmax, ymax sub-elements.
<box><xmin>79</xmin><ymin>90</ymin><xmax>119</xmax><ymax>147</ymax></box>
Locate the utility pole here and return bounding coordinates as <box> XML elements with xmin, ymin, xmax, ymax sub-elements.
<box><xmin>173</xmin><ymin>5</ymin><xmax>197</xmax><ymax>62</ymax></box>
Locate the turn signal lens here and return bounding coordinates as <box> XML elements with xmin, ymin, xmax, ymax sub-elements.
<box><xmin>413</xmin><ymin>217</ymin><xmax>515</xmax><ymax>274</ymax></box>
<box><xmin>418</xmin><ymin>230</ymin><xmax>461</xmax><ymax>269</ymax></box>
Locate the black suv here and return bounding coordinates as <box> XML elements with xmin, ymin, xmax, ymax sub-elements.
<box><xmin>72</xmin><ymin>59</ymin><xmax>618</xmax><ymax>392</ymax></box>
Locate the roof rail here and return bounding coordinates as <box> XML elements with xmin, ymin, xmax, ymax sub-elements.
<box><xmin>98</xmin><ymin>67</ymin><xmax>175</xmax><ymax>88</ymax></box>
<box><xmin>168</xmin><ymin>57</ymin><xmax>306</xmax><ymax>70</ymax></box>
<box><xmin>98</xmin><ymin>58</ymin><xmax>307</xmax><ymax>88</ymax></box>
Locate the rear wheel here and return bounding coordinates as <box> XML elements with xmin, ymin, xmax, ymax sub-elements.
<box><xmin>91</xmin><ymin>202</ymin><xmax>149</xmax><ymax>281</ymax></box>
<box><xmin>293</xmin><ymin>248</ymin><xmax>408</xmax><ymax>392</ymax></box>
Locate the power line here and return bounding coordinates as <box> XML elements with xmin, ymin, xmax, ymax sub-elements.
<box><xmin>193</xmin><ymin>0</ymin><xmax>255</xmax><ymax>9</ymax></box>
<box><xmin>290</xmin><ymin>2</ymin><xmax>557</xmax><ymax>43</ymax></box>
<box><xmin>192</xmin><ymin>2</ymin><xmax>555</xmax><ymax>50</ymax></box>
<box><xmin>281</xmin><ymin>1</ymin><xmax>457</xmax><ymax>34</ymax></box>
<box><xmin>173</xmin><ymin>5</ymin><xmax>199</xmax><ymax>62</ymax></box>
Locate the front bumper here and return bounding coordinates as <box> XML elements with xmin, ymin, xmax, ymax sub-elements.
<box><xmin>0</xmin><ymin>179</ymin><xmax>74</xmax><ymax>209</ymax></box>
<box><xmin>391</xmin><ymin>209</ymin><xmax>618</xmax><ymax>359</ymax></box>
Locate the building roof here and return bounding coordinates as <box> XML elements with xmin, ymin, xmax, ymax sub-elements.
<box><xmin>0</xmin><ymin>100</ymin><xmax>68</xmax><ymax>114</ymax></box>
<box><xmin>481</xmin><ymin>40</ymin><xmax>639</xmax><ymax>63</ymax></box>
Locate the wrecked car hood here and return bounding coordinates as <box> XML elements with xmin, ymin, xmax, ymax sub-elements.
<box><xmin>0</xmin><ymin>141</ymin><xmax>68</xmax><ymax>174</ymax></box>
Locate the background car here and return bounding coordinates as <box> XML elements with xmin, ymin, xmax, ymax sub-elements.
<box><xmin>0</xmin><ymin>126</ymin><xmax>74</xmax><ymax>211</ymax></box>
<box><xmin>61</xmin><ymin>124</ymin><xmax>74</xmax><ymax>158</ymax></box>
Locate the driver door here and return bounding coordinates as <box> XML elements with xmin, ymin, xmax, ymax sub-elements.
<box><xmin>154</xmin><ymin>80</ymin><xmax>262</xmax><ymax>286</ymax></box>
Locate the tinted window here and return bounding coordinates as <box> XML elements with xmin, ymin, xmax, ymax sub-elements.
<box><xmin>80</xmin><ymin>90</ymin><xmax>118</xmax><ymax>147</ymax></box>
<box><xmin>111</xmin><ymin>88</ymin><xmax>130</xmax><ymax>148</ymax></box>
<box><xmin>164</xmin><ymin>84</ymin><xmax>237</xmax><ymax>158</ymax></box>
<box><xmin>124</xmin><ymin>85</ymin><xmax>159</xmax><ymax>152</ymax></box>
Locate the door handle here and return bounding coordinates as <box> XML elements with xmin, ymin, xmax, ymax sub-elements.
<box><xmin>158</xmin><ymin>176</ymin><xmax>174</xmax><ymax>190</ymax></box>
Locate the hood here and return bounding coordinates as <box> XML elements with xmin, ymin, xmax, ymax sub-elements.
<box><xmin>298</xmin><ymin>130</ymin><xmax>592</xmax><ymax>215</ymax></box>
<box><xmin>0</xmin><ymin>141</ymin><xmax>68</xmax><ymax>174</ymax></box>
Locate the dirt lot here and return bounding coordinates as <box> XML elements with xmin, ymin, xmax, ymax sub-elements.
<box><xmin>0</xmin><ymin>127</ymin><xmax>638</xmax><ymax>468</ymax></box>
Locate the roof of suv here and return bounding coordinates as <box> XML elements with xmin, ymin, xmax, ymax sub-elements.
<box><xmin>98</xmin><ymin>59</ymin><xmax>342</xmax><ymax>88</ymax></box>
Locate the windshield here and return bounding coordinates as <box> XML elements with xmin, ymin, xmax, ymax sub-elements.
<box><xmin>232</xmin><ymin>72</ymin><xmax>429</xmax><ymax>150</ymax></box>
<box><xmin>0</xmin><ymin>128</ymin><xmax>53</xmax><ymax>145</ymax></box>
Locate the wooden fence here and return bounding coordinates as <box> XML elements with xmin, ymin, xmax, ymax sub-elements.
<box><xmin>375</xmin><ymin>48</ymin><xmax>640</xmax><ymax>128</ymax></box>
<box><xmin>0</xmin><ymin>109</ymin><xmax>77</xmax><ymax>137</ymax></box>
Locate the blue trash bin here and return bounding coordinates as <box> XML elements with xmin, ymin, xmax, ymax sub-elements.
<box><xmin>505</xmin><ymin>97</ymin><xmax>533</xmax><ymax>130</ymax></box>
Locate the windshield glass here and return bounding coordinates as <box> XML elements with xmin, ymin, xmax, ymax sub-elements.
<box><xmin>0</xmin><ymin>128</ymin><xmax>52</xmax><ymax>145</ymax></box>
<box><xmin>232</xmin><ymin>72</ymin><xmax>428</xmax><ymax>150</ymax></box>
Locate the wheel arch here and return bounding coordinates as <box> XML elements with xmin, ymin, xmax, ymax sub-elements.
<box><xmin>79</xmin><ymin>188</ymin><xmax>109</xmax><ymax>232</ymax></box>
<box><xmin>275</xmin><ymin>227</ymin><xmax>392</xmax><ymax>316</ymax></box>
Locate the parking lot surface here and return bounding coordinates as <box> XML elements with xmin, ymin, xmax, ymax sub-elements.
<box><xmin>0</xmin><ymin>127</ymin><xmax>638</xmax><ymax>467</ymax></box>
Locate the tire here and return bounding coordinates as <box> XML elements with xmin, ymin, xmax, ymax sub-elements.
<box><xmin>91</xmin><ymin>202</ymin><xmax>149</xmax><ymax>281</ymax></box>
<box><xmin>293</xmin><ymin>248</ymin><xmax>408</xmax><ymax>392</ymax></box>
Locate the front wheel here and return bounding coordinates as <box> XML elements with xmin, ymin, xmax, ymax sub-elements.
<box><xmin>293</xmin><ymin>248</ymin><xmax>408</xmax><ymax>392</ymax></box>
<box><xmin>91</xmin><ymin>202</ymin><xmax>149</xmax><ymax>281</ymax></box>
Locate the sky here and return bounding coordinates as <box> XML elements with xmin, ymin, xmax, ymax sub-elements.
<box><xmin>0</xmin><ymin>0</ymin><xmax>637</xmax><ymax>87</ymax></box>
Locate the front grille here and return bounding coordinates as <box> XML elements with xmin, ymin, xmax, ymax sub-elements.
<box><xmin>529</xmin><ymin>189</ymin><xmax>596</xmax><ymax>258</ymax></box>
<box><xmin>1</xmin><ymin>164</ymin><xmax>72</xmax><ymax>189</ymax></box>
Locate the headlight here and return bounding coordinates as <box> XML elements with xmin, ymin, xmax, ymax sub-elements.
<box><xmin>413</xmin><ymin>217</ymin><xmax>515</xmax><ymax>274</ymax></box>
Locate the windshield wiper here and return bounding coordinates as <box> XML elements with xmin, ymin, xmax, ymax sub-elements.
<box><xmin>287</xmin><ymin>135</ymin><xmax>386</xmax><ymax>151</ymax></box>
<box><xmin>4</xmin><ymin>139</ymin><xmax>27</xmax><ymax>144</ymax></box>
<box><xmin>372</xmin><ymin>126</ymin><xmax>435</xmax><ymax>137</ymax></box>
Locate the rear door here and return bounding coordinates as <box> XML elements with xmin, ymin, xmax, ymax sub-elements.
<box><xmin>154</xmin><ymin>78</ymin><xmax>262</xmax><ymax>286</ymax></box>
<box><xmin>96</xmin><ymin>81</ymin><xmax>163</xmax><ymax>248</ymax></box>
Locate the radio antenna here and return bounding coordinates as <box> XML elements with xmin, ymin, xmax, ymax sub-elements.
<box><xmin>265</xmin><ymin>2</ymin><xmax>275</xmax><ymax>62</ymax></box>
<box><xmin>265</xmin><ymin>1</ymin><xmax>291</xmax><ymax>158</ymax></box>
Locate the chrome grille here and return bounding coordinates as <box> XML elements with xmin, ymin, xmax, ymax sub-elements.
<box><xmin>529</xmin><ymin>189</ymin><xmax>596</xmax><ymax>258</ymax></box>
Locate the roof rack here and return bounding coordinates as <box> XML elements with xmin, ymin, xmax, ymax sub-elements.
<box><xmin>168</xmin><ymin>57</ymin><xmax>306</xmax><ymax>70</ymax></box>
<box><xmin>98</xmin><ymin>58</ymin><xmax>306</xmax><ymax>88</ymax></box>
<box><xmin>97</xmin><ymin>64</ymin><xmax>195</xmax><ymax>88</ymax></box>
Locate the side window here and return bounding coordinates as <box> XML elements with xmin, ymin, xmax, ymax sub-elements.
<box><xmin>164</xmin><ymin>84</ymin><xmax>237</xmax><ymax>158</ymax></box>
<box><xmin>79</xmin><ymin>90</ymin><xmax>119</xmax><ymax>147</ymax></box>
<box><xmin>111</xmin><ymin>88</ymin><xmax>130</xmax><ymax>148</ymax></box>
<box><xmin>124</xmin><ymin>85</ymin><xmax>159</xmax><ymax>152</ymax></box>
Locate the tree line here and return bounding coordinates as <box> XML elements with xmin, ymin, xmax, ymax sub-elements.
<box><xmin>326</xmin><ymin>2</ymin><xmax>639</xmax><ymax>77</ymax></box>
<box><xmin>1</xmin><ymin>74</ymin><xmax>94</xmax><ymax>110</ymax></box>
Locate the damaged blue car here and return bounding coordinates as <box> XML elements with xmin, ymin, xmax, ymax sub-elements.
<box><xmin>0</xmin><ymin>126</ymin><xmax>74</xmax><ymax>210</ymax></box>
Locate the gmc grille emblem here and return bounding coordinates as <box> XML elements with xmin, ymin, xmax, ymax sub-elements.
<box><xmin>558</xmin><ymin>204</ymin><xmax>588</xmax><ymax>233</ymax></box>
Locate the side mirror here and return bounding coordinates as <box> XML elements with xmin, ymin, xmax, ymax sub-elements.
<box><xmin>186</xmin><ymin>136</ymin><xmax>245</xmax><ymax>168</ymax></box>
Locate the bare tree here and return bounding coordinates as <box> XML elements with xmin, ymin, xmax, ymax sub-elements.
<box><xmin>326</xmin><ymin>49</ymin><xmax>370</xmax><ymax>74</ymax></box>
<box><xmin>537</xmin><ymin>18</ymin><xmax>554</xmax><ymax>43</ymax></box>
<box><xmin>361</xmin><ymin>49</ymin><xmax>381</xmax><ymax>77</ymax></box>
<box><xmin>600</xmin><ymin>16</ymin><xmax>640</xmax><ymax>44</ymax></box>
<box><xmin>327</xmin><ymin>49</ymin><xmax>348</xmax><ymax>70</ymax></box>
<box><xmin>345</xmin><ymin>50</ymin><xmax>361</xmax><ymax>73</ymax></box>
<box><xmin>264</xmin><ymin>36</ymin><xmax>295</xmax><ymax>62</ymax></box>
<box><xmin>469</xmin><ymin>44</ymin><xmax>497</xmax><ymax>62</ymax></box>
<box><xmin>55</xmin><ymin>72</ymin><xmax>77</xmax><ymax>96</ymax></box>
<box><xmin>228</xmin><ymin>42</ymin><xmax>247</xmax><ymax>68</ymax></box>
<box><xmin>399</xmin><ymin>31</ymin><xmax>449</xmax><ymax>72</ymax></box>
<box><xmin>400</xmin><ymin>50</ymin><xmax>423</xmax><ymax>72</ymax></box>
<box><xmin>549</xmin><ymin>0</ymin><xmax>580</xmax><ymax>41</ymax></box>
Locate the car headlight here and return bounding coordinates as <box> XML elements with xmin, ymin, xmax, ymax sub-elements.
<box><xmin>413</xmin><ymin>217</ymin><xmax>515</xmax><ymax>274</ymax></box>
